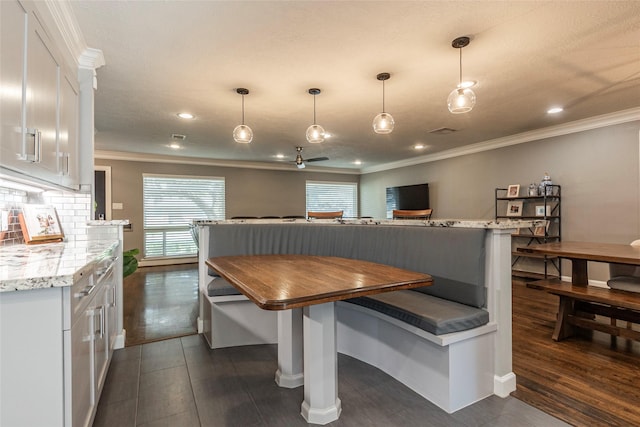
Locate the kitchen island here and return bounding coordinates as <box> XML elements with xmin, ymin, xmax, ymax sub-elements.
<box><xmin>0</xmin><ymin>222</ymin><xmax>126</xmax><ymax>427</ymax></box>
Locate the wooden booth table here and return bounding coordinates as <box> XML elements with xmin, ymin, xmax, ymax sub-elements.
<box><xmin>206</xmin><ymin>254</ymin><xmax>432</xmax><ymax>425</ymax></box>
<box><xmin>520</xmin><ymin>241</ymin><xmax>640</xmax><ymax>341</ymax></box>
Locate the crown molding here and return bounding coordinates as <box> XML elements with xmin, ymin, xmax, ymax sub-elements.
<box><xmin>361</xmin><ymin>107</ymin><xmax>640</xmax><ymax>174</ymax></box>
<box><xmin>79</xmin><ymin>48</ymin><xmax>106</xmax><ymax>70</ymax></box>
<box><xmin>94</xmin><ymin>151</ymin><xmax>360</xmax><ymax>175</ymax></box>
<box><xmin>38</xmin><ymin>0</ymin><xmax>104</xmax><ymax>70</ymax></box>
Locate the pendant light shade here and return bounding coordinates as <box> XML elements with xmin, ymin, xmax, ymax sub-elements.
<box><xmin>233</xmin><ymin>88</ymin><xmax>253</xmax><ymax>143</ymax></box>
<box><xmin>448</xmin><ymin>36</ymin><xmax>476</xmax><ymax>114</ymax></box>
<box><xmin>306</xmin><ymin>88</ymin><xmax>325</xmax><ymax>143</ymax></box>
<box><xmin>373</xmin><ymin>73</ymin><xmax>394</xmax><ymax>134</ymax></box>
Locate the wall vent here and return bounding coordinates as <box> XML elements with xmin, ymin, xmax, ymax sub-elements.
<box><xmin>428</xmin><ymin>127</ymin><xmax>457</xmax><ymax>135</ymax></box>
<box><xmin>171</xmin><ymin>133</ymin><xmax>187</xmax><ymax>140</ymax></box>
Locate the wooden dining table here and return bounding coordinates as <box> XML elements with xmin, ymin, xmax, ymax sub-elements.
<box><xmin>520</xmin><ymin>241</ymin><xmax>640</xmax><ymax>286</ymax></box>
<box><xmin>205</xmin><ymin>254</ymin><xmax>433</xmax><ymax>425</ymax></box>
<box><xmin>519</xmin><ymin>241</ymin><xmax>640</xmax><ymax>341</ymax></box>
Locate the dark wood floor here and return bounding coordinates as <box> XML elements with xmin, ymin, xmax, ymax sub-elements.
<box><xmin>512</xmin><ymin>278</ymin><xmax>640</xmax><ymax>426</ymax></box>
<box><xmin>116</xmin><ymin>265</ymin><xmax>640</xmax><ymax>426</ymax></box>
<box><xmin>123</xmin><ymin>264</ymin><xmax>199</xmax><ymax>346</ymax></box>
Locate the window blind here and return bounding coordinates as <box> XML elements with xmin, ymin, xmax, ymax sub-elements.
<box><xmin>306</xmin><ymin>181</ymin><xmax>358</xmax><ymax>218</ymax></box>
<box><xmin>143</xmin><ymin>175</ymin><xmax>225</xmax><ymax>258</ymax></box>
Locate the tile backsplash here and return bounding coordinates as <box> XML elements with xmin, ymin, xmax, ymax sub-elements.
<box><xmin>0</xmin><ymin>186</ymin><xmax>91</xmax><ymax>246</ymax></box>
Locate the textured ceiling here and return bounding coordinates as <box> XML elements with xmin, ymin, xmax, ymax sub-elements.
<box><xmin>70</xmin><ymin>1</ymin><xmax>640</xmax><ymax>171</ymax></box>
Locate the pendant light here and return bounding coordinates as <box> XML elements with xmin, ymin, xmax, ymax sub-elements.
<box><xmin>373</xmin><ymin>72</ymin><xmax>394</xmax><ymax>134</ymax></box>
<box><xmin>306</xmin><ymin>88</ymin><xmax>325</xmax><ymax>143</ymax></box>
<box><xmin>233</xmin><ymin>88</ymin><xmax>253</xmax><ymax>143</ymax></box>
<box><xmin>447</xmin><ymin>36</ymin><xmax>476</xmax><ymax>114</ymax></box>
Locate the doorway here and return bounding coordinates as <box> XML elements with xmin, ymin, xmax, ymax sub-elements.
<box><xmin>94</xmin><ymin>165</ymin><xmax>112</xmax><ymax>220</ymax></box>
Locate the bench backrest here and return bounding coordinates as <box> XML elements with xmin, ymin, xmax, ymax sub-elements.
<box><xmin>206</xmin><ymin>223</ymin><xmax>487</xmax><ymax>308</ymax></box>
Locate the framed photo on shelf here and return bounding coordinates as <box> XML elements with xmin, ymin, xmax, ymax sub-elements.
<box><xmin>535</xmin><ymin>205</ymin><xmax>552</xmax><ymax>216</ymax></box>
<box><xmin>506</xmin><ymin>201</ymin><xmax>524</xmax><ymax>217</ymax></box>
<box><xmin>506</xmin><ymin>184</ymin><xmax>520</xmax><ymax>198</ymax></box>
<box><xmin>533</xmin><ymin>220</ymin><xmax>550</xmax><ymax>236</ymax></box>
<box><xmin>533</xmin><ymin>226</ymin><xmax>546</xmax><ymax>236</ymax></box>
<box><xmin>19</xmin><ymin>205</ymin><xmax>64</xmax><ymax>244</ymax></box>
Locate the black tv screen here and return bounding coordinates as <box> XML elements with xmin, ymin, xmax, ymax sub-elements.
<box><xmin>386</xmin><ymin>183</ymin><xmax>429</xmax><ymax>217</ymax></box>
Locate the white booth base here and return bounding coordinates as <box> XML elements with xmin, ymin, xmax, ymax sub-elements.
<box><xmin>201</xmin><ymin>293</ymin><xmax>278</xmax><ymax>349</ymax></box>
<box><xmin>336</xmin><ymin>302</ymin><xmax>498</xmax><ymax>414</ymax></box>
<box><xmin>198</xmin><ymin>293</ymin><xmax>506</xmax><ymax>414</ymax></box>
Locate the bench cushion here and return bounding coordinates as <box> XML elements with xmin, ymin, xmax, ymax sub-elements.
<box><xmin>346</xmin><ymin>290</ymin><xmax>489</xmax><ymax>335</ymax></box>
<box><xmin>207</xmin><ymin>277</ymin><xmax>241</xmax><ymax>297</ymax></box>
<box><xmin>607</xmin><ymin>276</ymin><xmax>640</xmax><ymax>293</ymax></box>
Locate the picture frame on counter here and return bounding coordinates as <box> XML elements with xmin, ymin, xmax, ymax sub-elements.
<box><xmin>506</xmin><ymin>201</ymin><xmax>524</xmax><ymax>217</ymax></box>
<box><xmin>506</xmin><ymin>184</ymin><xmax>520</xmax><ymax>198</ymax></box>
<box><xmin>18</xmin><ymin>205</ymin><xmax>64</xmax><ymax>244</ymax></box>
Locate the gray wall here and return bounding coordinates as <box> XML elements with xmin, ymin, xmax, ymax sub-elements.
<box><xmin>93</xmin><ymin>159</ymin><xmax>359</xmax><ymax>254</ymax></box>
<box><xmin>97</xmin><ymin>121</ymin><xmax>639</xmax><ymax>281</ymax></box>
<box><xmin>360</xmin><ymin>121</ymin><xmax>640</xmax><ymax>281</ymax></box>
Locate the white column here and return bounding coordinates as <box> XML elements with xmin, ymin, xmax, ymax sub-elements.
<box><xmin>301</xmin><ymin>302</ymin><xmax>342</xmax><ymax>425</ymax></box>
<box><xmin>486</xmin><ymin>228</ymin><xmax>517</xmax><ymax>396</ymax></box>
<box><xmin>77</xmin><ymin>48</ymin><xmax>104</xmax><ymax>190</ymax></box>
<box><xmin>275</xmin><ymin>308</ymin><xmax>304</xmax><ymax>388</ymax></box>
<box><xmin>113</xmin><ymin>224</ymin><xmax>125</xmax><ymax>349</ymax></box>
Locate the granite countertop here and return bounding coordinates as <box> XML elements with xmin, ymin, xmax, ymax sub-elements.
<box><xmin>194</xmin><ymin>218</ymin><xmax>546</xmax><ymax>229</ymax></box>
<box><xmin>0</xmin><ymin>239</ymin><xmax>120</xmax><ymax>293</ymax></box>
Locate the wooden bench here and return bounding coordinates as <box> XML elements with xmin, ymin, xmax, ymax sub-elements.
<box><xmin>533</xmin><ymin>279</ymin><xmax>640</xmax><ymax>341</ymax></box>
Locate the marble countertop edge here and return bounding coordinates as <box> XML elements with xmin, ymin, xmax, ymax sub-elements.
<box><xmin>193</xmin><ymin>218</ymin><xmax>545</xmax><ymax>229</ymax></box>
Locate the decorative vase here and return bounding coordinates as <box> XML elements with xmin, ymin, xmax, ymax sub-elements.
<box><xmin>539</xmin><ymin>173</ymin><xmax>553</xmax><ymax>196</ymax></box>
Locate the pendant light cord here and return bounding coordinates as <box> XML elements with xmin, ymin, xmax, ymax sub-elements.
<box><xmin>313</xmin><ymin>94</ymin><xmax>317</xmax><ymax>124</ymax></box>
<box><xmin>382</xmin><ymin>79</ymin><xmax>386</xmax><ymax>113</ymax></box>
<box><xmin>241</xmin><ymin>94</ymin><xmax>245</xmax><ymax>125</ymax></box>
<box><xmin>459</xmin><ymin>47</ymin><xmax>463</xmax><ymax>86</ymax></box>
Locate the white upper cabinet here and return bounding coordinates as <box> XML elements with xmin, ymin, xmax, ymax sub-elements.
<box><xmin>25</xmin><ymin>11</ymin><xmax>60</xmax><ymax>176</ymax></box>
<box><xmin>0</xmin><ymin>0</ymin><xmax>81</xmax><ymax>190</ymax></box>
<box><xmin>59</xmin><ymin>73</ymin><xmax>80</xmax><ymax>188</ymax></box>
<box><xmin>0</xmin><ymin>0</ymin><xmax>27</xmax><ymax>169</ymax></box>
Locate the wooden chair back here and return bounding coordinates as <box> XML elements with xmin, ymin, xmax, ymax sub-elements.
<box><xmin>392</xmin><ymin>209</ymin><xmax>432</xmax><ymax>220</ymax></box>
<box><xmin>307</xmin><ymin>210</ymin><xmax>344</xmax><ymax>219</ymax></box>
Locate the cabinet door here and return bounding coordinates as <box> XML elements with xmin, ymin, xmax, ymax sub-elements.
<box><xmin>71</xmin><ymin>309</ymin><xmax>94</xmax><ymax>427</ymax></box>
<box><xmin>24</xmin><ymin>12</ymin><xmax>60</xmax><ymax>177</ymax></box>
<box><xmin>58</xmin><ymin>73</ymin><xmax>79</xmax><ymax>189</ymax></box>
<box><xmin>104</xmin><ymin>267</ymin><xmax>118</xmax><ymax>353</ymax></box>
<box><xmin>93</xmin><ymin>284</ymin><xmax>110</xmax><ymax>395</ymax></box>
<box><xmin>0</xmin><ymin>0</ymin><xmax>27</xmax><ymax>169</ymax></box>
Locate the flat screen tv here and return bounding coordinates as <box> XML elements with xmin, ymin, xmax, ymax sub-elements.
<box><xmin>386</xmin><ymin>183</ymin><xmax>429</xmax><ymax>218</ymax></box>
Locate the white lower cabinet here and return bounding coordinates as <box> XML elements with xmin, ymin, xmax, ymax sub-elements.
<box><xmin>70</xmin><ymin>306</ymin><xmax>93</xmax><ymax>427</ymax></box>
<box><xmin>0</xmin><ymin>257</ymin><xmax>117</xmax><ymax>427</ymax></box>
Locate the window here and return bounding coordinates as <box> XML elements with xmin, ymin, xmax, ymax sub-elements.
<box><xmin>143</xmin><ymin>174</ymin><xmax>225</xmax><ymax>258</ymax></box>
<box><xmin>306</xmin><ymin>181</ymin><xmax>358</xmax><ymax>218</ymax></box>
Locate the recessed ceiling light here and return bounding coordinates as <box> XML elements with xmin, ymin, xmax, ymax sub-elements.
<box><xmin>177</xmin><ymin>112</ymin><xmax>194</xmax><ymax>119</ymax></box>
<box><xmin>276</xmin><ymin>154</ymin><xmax>285</xmax><ymax>159</ymax></box>
<box><xmin>414</xmin><ymin>144</ymin><xmax>426</xmax><ymax>150</ymax></box>
<box><xmin>168</xmin><ymin>143</ymin><xmax>182</xmax><ymax>149</ymax></box>
<box><xmin>353</xmin><ymin>160</ymin><xmax>362</xmax><ymax>165</ymax></box>
<box><xmin>547</xmin><ymin>107</ymin><xmax>563</xmax><ymax>114</ymax></box>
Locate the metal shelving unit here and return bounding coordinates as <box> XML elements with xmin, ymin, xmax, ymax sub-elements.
<box><xmin>495</xmin><ymin>185</ymin><xmax>562</xmax><ymax>279</ymax></box>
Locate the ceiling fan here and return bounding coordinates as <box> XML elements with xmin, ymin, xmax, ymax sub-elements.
<box><xmin>293</xmin><ymin>146</ymin><xmax>329</xmax><ymax>169</ymax></box>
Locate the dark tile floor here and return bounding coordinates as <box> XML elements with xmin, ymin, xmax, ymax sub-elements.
<box><xmin>94</xmin><ymin>335</ymin><xmax>568</xmax><ymax>427</ymax></box>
